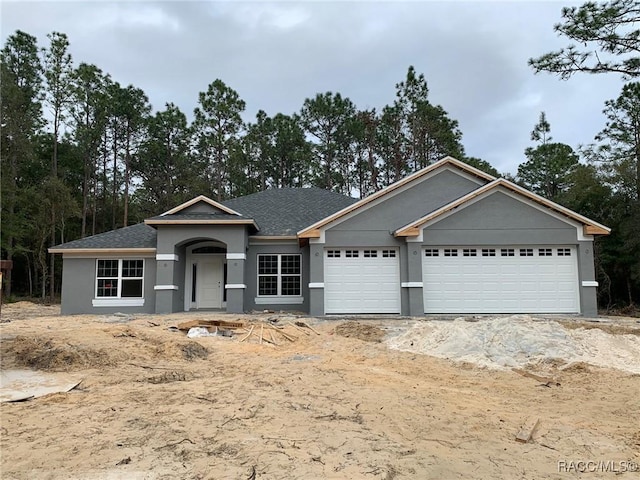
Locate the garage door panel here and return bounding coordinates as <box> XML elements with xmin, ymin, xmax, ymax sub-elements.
<box><xmin>423</xmin><ymin>246</ymin><xmax>579</xmax><ymax>314</ymax></box>
<box><xmin>325</xmin><ymin>249</ymin><xmax>400</xmax><ymax>314</ymax></box>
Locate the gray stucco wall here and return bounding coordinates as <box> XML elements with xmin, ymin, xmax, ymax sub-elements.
<box><xmin>310</xmin><ymin>169</ymin><xmax>486</xmax><ymax>316</ymax></box>
<box><xmin>421</xmin><ymin>191</ymin><xmax>598</xmax><ymax>316</ymax></box>
<box><xmin>329</xmin><ymin>169</ymin><xmax>484</xmax><ymax>235</ymax></box>
<box><xmin>154</xmin><ymin>224</ymin><xmax>248</xmax><ymax>313</ymax></box>
<box><xmin>60</xmin><ymin>256</ymin><xmax>156</xmax><ymax>315</ymax></box>
<box><xmin>244</xmin><ymin>242</ymin><xmax>310</xmax><ymax>313</ymax></box>
<box><xmin>422</xmin><ymin>191</ymin><xmax>577</xmax><ymax>245</ymax></box>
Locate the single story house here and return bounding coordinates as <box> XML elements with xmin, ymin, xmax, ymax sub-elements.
<box><xmin>50</xmin><ymin>157</ymin><xmax>610</xmax><ymax>317</ymax></box>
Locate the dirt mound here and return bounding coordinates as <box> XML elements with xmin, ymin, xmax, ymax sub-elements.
<box><xmin>154</xmin><ymin>340</ymin><xmax>209</xmax><ymax>361</ymax></box>
<box><xmin>5</xmin><ymin>336</ymin><xmax>116</xmax><ymax>371</ymax></box>
<box><xmin>334</xmin><ymin>322</ymin><xmax>386</xmax><ymax>343</ymax></box>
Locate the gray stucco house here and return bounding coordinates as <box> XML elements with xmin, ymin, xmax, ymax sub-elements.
<box><xmin>50</xmin><ymin>157</ymin><xmax>610</xmax><ymax>317</ymax></box>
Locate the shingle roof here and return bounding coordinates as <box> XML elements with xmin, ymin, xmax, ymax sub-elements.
<box><xmin>51</xmin><ymin>188</ymin><xmax>356</xmax><ymax>250</ymax></box>
<box><xmin>50</xmin><ymin>223</ymin><xmax>157</xmax><ymax>250</ymax></box>
<box><xmin>223</xmin><ymin>188</ymin><xmax>357</xmax><ymax>236</ymax></box>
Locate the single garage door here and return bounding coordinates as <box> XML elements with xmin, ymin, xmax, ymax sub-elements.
<box><xmin>324</xmin><ymin>248</ymin><xmax>401</xmax><ymax>314</ymax></box>
<box><xmin>422</xmin><ymin>246</ymin><xmax>579</xmax><ymax>314</ymax></box>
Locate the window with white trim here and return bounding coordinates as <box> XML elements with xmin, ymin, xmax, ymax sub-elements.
<box><xmin>364</xmin><ymin>250</ymin><xmax>378</xmax><ymax>258</ymax></box>
<box><xmin>382</xmin><ymin>250</ymin><xmax>396</xmax><ymax>258</ymax></box>
<box><xmin>345</xmin><ymin>250</ymin><xmax>359</xmax><ymax>258</ymax></box>
<box><xmin>501</xmin><ymin>248</ymin><xmax>515</xmax><ymax>257</ymax></box>
<box><xmin>539</xmin><ymin>248</ymin><xmax>552</xmax><ymax>256</ymax></box>
<box><xmin>444</xmin><ymin>249</ymin><xmax>458</xmax><ymax>257</ymax></box>
<box><xmin>519</xmin><ymin>248</ymin><xmax>534</xmax><ymax>257</ymax></box>
<box><xmin>257</xmin><ymin>254</ymin><xmax>301</xmax><ymax>297</ymax></box>
<box><xmin>557</xmin><ymin>248</ymin><xmax>571</xmax><ymax>256</ymax></box>
<box><xmin>96</xmin><ymin>259</ymin><xmax>144</xmax><ymax>298</ymax></box>
<box><xmin>424</xmin><ymin>249</ymin><xmax>439</xmax><ymax>257</ymax></box>
<box><xmin>327</xmin><ymin>250</ymin><xmax>341</xmax><ymax>258</ymax></box>
<box><xmin>482</xmin><ymin>248</ymin><xmax>496</xmax><ymax>257</ymax></box>
<box><xmin>463</xmin><ymin>248</ymin><xmax>477</xmax><ymax>257</ymax></box>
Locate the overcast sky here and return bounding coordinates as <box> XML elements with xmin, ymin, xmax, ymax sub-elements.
<box><xmin>1</xmin><ymin>0</ymin><xmax>627</xmax><ymax>175</ymax></box>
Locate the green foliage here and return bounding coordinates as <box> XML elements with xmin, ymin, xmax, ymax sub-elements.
<box><xmin>529</xmin><ymin>0</ymin><xmax>640</xmax><ymax>79</ymax></box>
<box><xmin>193</xmin><ymin>79</ymin><xmax>246</xmax><ymax>200</ymax></box>
<box><xmin>301</xmin><ymin>91</ymin><xmax>356</xmax><ymax>193</ymax></box>
<box><xmin>517</xmin><ymin>113</ymin><xmax>579</xmax><ymax>200</ymax></box>
<box><xmin>462</xmin><ymin>157</ymin><xmax>500</xmax><ymax>177</ymax></box>
<box><xmin>596</xmin><ymin>81</ymin><xmax>640</xmax><ymax>200</ymax></box>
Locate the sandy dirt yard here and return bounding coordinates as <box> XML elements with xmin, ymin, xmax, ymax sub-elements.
<box><xmin>0</xmin><ymin>302</ymin><xmax>639</xmax><ymax>480</ymax></box>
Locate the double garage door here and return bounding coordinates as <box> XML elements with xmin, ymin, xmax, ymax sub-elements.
<box><xmin>323</xmin><ymin>245</ymin><xmax>580</xmax><ymax>314</ymax></box>
<box><xmin>422</xmin><ymin>246</ymin><xmax>580</xmax><ymax>314</ymax></box>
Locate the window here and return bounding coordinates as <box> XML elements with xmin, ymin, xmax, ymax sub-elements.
<box><xmin>382</xmin><ymin>250</ymin><xmax>396</xmax><ymax>258</ymax></box>
<box><xmin>463</xmin><ymin>249</ymin><xmax>477</xmax><ymax>257</ymax></box>
<box><xmin>96</xmin><ymin>259</ymin><xmax>144</xmax><ymax>298</ymax></box>
<box><xmin>557</xmin><ymin>248</ymin><xmax>571</xmax><ymax>256</ymax></box>
<box><xmin>327</xmin><ymin>250</ymin><xmax>341</xmax><ymax>258</ymax></box>
<box><xmin>364</xmin><ymin>250</ymin><xmax>378</xmax><ymax>258</ymax></box>
<box><xmin>519</xmin><ymin>248</ymin><xmax>534</xmax><ymax>257</ymax></box>
<box><xmin>345</xmin><ymin>250</ymin><xmax>359</xmax><ymax>258</ymax></box>
<box><xmin>444</xmin><ymin>249</ymin><xmax>458</xmax><ymax>257</ymax></box>
<box><xmin>482</xmin><ymin>249</ymin><xmax>496</xmax><ymax>257</ymax></box>
<box><xmin>257</xmin><ymin>254</ymin><xmax>301</xmax><ymax>297</ymax></box>
<box><xmin>539</xmin><ymin>248</ymin><xmax>552</xmax><ymax>257</ymax></box>
<box><xmin>424</xmin><ymin>249</ymin><xmax>439</xmax><ymax>257</ymax></box>
<box><xmin>501</xmin><ymin>249</ymin><xmax>514</xmax><ymax>257</ymax></box>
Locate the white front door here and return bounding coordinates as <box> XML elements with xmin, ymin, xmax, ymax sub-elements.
<box><xmin>198</xmin><ymin>257</ymin><xmax>223</xmax><ymax>308</ymax></box>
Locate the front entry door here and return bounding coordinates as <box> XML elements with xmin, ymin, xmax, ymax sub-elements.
<box><xmin>198</xmin><ymin>257</ymin><xmax>223</xmax><ymax>308</ymax></box>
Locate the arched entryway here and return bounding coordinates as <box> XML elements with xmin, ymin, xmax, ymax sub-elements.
<box><xmin>183</xmin><ymin>240</ymin><xmax>227</xmax><ymax>311</ymax></box>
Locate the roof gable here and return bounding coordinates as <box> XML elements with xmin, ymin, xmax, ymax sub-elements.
<box><xmin>394</xmin><ymin>178</ymin><xmax>611</xmax><ymax>237</ymax></box>
<box><xmin>160</xmin><ymin>195</ymin><xmax>241</xmax><ymax>216</ymax></box>
<box><xmin>297</xmin><ymin>156</ymin><xmax>495</xmax><ymax>238</ymax></box>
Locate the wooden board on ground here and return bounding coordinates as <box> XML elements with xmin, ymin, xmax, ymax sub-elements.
<box><xmin>515</xmin><ymin>417</ymin><xmax>540</xmax><ymax>443</ymax></box>
<box><xmin>176</xmin><ymin>319</ymin><xmax>245</xmax><ymax>331</ymax></box>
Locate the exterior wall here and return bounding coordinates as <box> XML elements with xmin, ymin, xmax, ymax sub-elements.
<box><xmin>329</xmin><ymin>168</ymin><xmax>484</xmax><ymax>235</ymax></box>
<box><xmin>577</xmin><ymin>241</ymin><xmax>598</xmax><ymax>317</ymax></box>
<box><xmin>310</xmin><ymin>168</ymin><xmax>485</xmax><ymax>316</ymax></box>
<box><xmin>60</xmin><ymin>256</ymin><xmax>156</xmax><ymax>315</ymax></box>
<box><xmin>181</xmin><ymin>202</ymin><xmax>227</xmax><ymax>214</ymax></box>
<box><xmin>154</xmin><ymin>225</ymin><xmax>248</xmax><ymax>313</ymax></box>
<box><xmin>421</xmin><ymin>192</ymin><xmax>577</xmax><ymax>245</ymax></box>
<box><xmin>420</xmin><ymin>191</ymin><xmax>598</xmax><ymax>315</ymax></box>
<box><xmin>244</xmin><ymin>241</ymin><xmax>310</xmax><ymax>313</ymax></box>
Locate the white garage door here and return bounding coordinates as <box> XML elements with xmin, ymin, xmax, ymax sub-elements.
<box><xmin>422</xmin><ymin>246</ymin><xmax>579</xmax><ymax>314</ymax></box>
<box><xmin>324</xmin><ymin>248</ymin><xmax>401</xmax><ymax>314</ymax></box>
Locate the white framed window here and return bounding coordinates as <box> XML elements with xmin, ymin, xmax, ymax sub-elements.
<box><xmin>444</xmin><ymin>249</ymin><xmax>458</xmax><ymax>257</ymax></box>
<box><xmin>501</xmin><ymin>248</ymin><xmax>515</xmax><ymax>257</ymax></box>
<box><xmin>482</xmin><ymin>248</ymin><xmax>496</xmax><ymax>257</ymax></box>
<box><xmin>257</xmin><ymin>254</ymin><xmax>301</xmax><ymax>297</ymax></box>
<box><xmin>519</xmin><ymin>248</ymin><xmax>534</xmax><ymax>257</ymax></box>
<box><xmin>382</xmin><ymin>250</ymin><xmax>396</xmax><ymax>258</ymax></box>
<box><xmin>95</xmin><ymin>259</ymin><xmax>144</xmax><ymax>299</ymax></box>
<box><xmin>424</xmin><ymin>249</ymin><xmax>439</xmax><ymax>257</ymax></box>
<box><xmin>557</xmin><ymin>248</ymin><xmax>571</xmax><ymax>256</ymax></box>
<box><xmin>345</xmin><ymin>250</ymin><xmax>359</xmax><ymax>258</ymax></box>
<box><xmin>463</xmin><ymin>248</ymin><xmax>477</xmax><ymax>257</ymax></box>
<box><xmin>327</xmin><ymin>250</ymin><xmax>341</xmax><ymax>258</ymax></box>
<box><xmin>539</xmin><ymin>248</ymin><xmax>553</xmax><ymax>256</ymax></box>
<box><xmin>364</xmin><ymin>250</ymin><xmax>378</xmax><ymax>258</ymax></box>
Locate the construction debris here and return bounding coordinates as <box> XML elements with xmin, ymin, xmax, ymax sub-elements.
<box><xmin>515</xmin><ymin>417</ymin><xmax>540</xmax><ymax>443</ymax></box>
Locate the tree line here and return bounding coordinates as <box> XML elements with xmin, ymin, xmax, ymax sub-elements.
<box><xmin>1</xmin><ymin>0</ymin><xmax>638</xmax><ymax>311</ymax></box>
